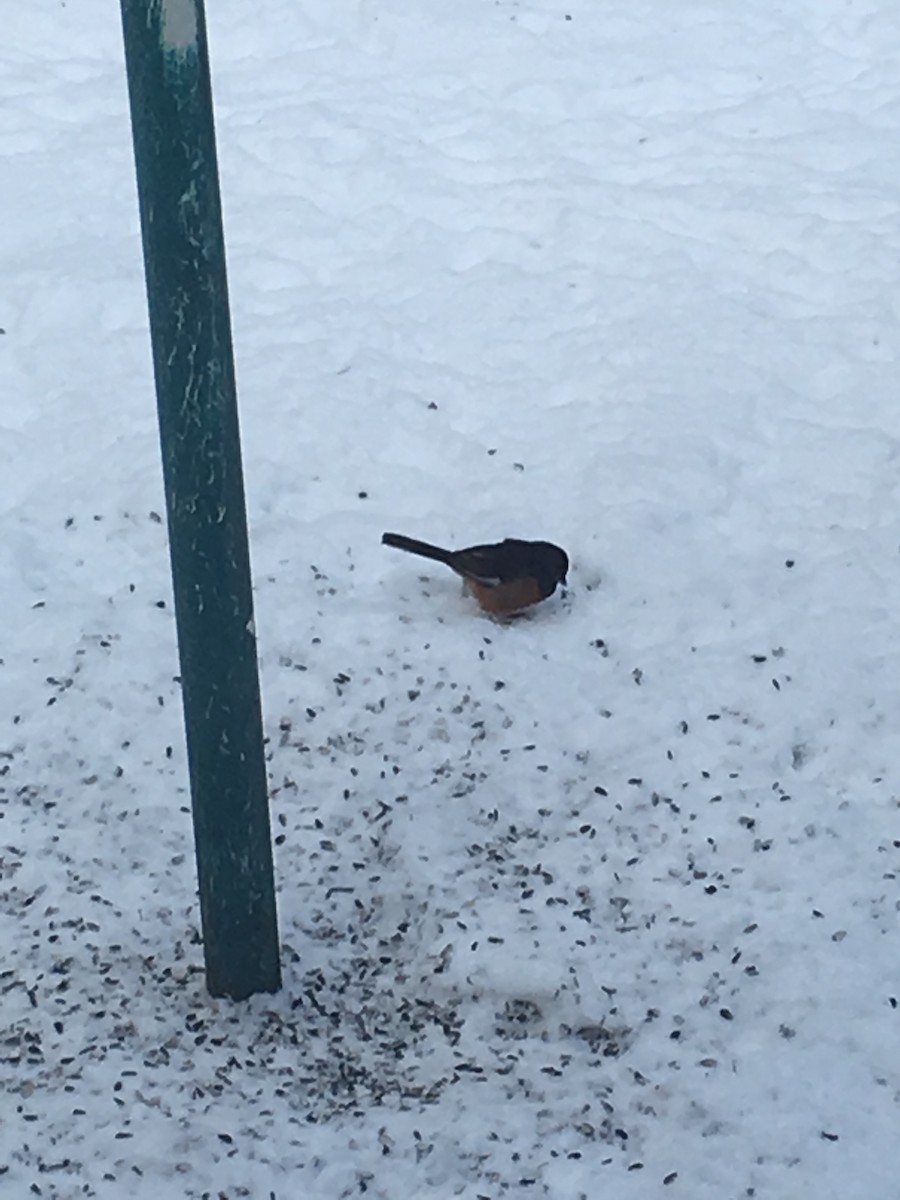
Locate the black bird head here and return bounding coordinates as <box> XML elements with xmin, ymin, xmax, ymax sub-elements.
<box><xmin>533</xmin><ymin>542</ymin><xmax>569</xmax><ymax>597</ymax></box>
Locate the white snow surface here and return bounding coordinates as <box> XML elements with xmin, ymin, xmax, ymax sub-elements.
<box><xmin>3</xmin><ymin>1</ymin><xmax>900</xmax><ymax>1197</ymax></box>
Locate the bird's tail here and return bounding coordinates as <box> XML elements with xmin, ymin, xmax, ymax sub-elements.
<box><xmin>382</xmin><ymin>532</ymin><xmax>454</xmax><ymax>566</ymax></box>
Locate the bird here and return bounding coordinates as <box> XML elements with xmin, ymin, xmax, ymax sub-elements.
<box><xmin>382</xmin><ymin>532</ymin><xmax>569</xmax><ymax>615</ymax></box>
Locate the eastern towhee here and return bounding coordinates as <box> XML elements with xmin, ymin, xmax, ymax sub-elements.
<box><xmin>382</xmin><ymin>532</ymin><xmax>569</xmax><ymax>615</ymax></box>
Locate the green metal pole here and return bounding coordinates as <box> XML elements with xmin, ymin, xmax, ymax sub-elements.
<box><xmin>119</xmin><ymin>0</ymin><xmax>281</xmax><ymax>998</ymax></box>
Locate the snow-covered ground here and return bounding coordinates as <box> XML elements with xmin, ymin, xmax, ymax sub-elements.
<box><xmin>3</xmin><ymin>1</ymin><xmax>900</xmax><ymax>1196</ymax></box>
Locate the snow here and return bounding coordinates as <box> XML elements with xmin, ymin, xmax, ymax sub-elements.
<box><xmin>3</xmin><ymin>0</ymin><xmax>900</xmax><ymax>1196</ymax></box>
